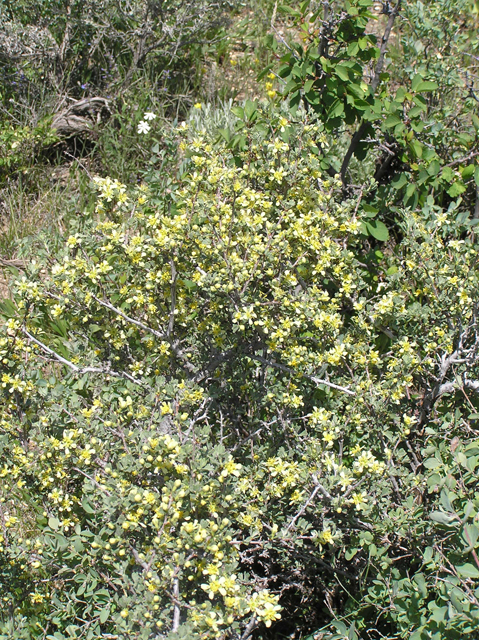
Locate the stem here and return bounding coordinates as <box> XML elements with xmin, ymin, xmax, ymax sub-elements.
<box><xmin>340</xmin><ymin>1</ymin><xmax>402</xmax><ymax>185</ymax></box>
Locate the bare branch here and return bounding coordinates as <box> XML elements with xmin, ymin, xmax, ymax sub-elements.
<box><xmin>90</xmin><ymin>293</ymin><xmax>197</xmax><ymax>375</ymax></box>
<box><xmin>172</xmin><ymin>577</ymin><xmax>180</xmax><ymax>632</ymax></box>
<box><xmin>286</xmin><ymin>484</ymin><xmax>321</xmax><ymax>532</ymax></box>
<box><xmin>239</xmin><ymin>616</ymin><xmax>258</xmax><ymax>640</ymax></box>
<box><xmin>420</xmin><ymin>315</ymin><xmax>479</xmax><ymax>422</ymax></box>
<box><xmin>22</xmin><ymin>328</ymin><xmax>145</xmax><ymax>386</ymax></box>
<box><xmin>91</xmin><ymin>294</ymin><xmax>166</xmax><ymax>340</ymax></box>
<box><xmin>251</xmin><ymin>354</ymin><xmax>356</xmax><ymax>395</ymax></box>
<box><xmin>72</xmin><ymin>467</ymin><xmax>112</xmax><ymax>496</ymax></box>
<box><xmin>129</xmin><ymin>545</ymin><xmax>149</xmax><ymax>571</ymax></box>
<box><xmin>168</xmin><ymin>258</ymin><xmax>177</xmax><ymax>338</ymax></box>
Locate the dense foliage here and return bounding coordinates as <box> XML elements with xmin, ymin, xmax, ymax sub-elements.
<box><xmin>1</xmin><ymin>1</ymin><xmax>479</xmax><ymax>639</ymax></box>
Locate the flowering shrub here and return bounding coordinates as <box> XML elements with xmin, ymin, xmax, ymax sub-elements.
<box><xmin>1</xmin><ymin>103</ymin><xmax>479</xmax><ymax>639</ymax></box>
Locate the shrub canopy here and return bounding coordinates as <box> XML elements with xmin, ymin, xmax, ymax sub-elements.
<box><xmin>1</xmin><ymin>104</ymin><xmax>479</xmax><ymax>639</ymax></box>
<box><xmin>2</xmin><ymin>0</ymin><xmax>479</xmax><ymax>638</ymax></box>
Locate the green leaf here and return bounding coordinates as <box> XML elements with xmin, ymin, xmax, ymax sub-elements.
<box><xmin>440</xmin><ymin>489</ymin><xmax>455</xmax><ymax>512</ymax></box>
<box><xmin>408</xmin><ymin>105</ymin><xmax>424</xmax><ymax>118</ymax></box>
<box><xmin>277</xmin><ymin>63</ymin><xmax>292</xmax><ymax>79</ymax></box>
<box><xmin>430</xmin><ymin>511</ymin><xmax>456</xmax><ymax>526</ymax></box>
<box><xmin>366</xmin><ymin>220</ymin><xmax>389</xmax><ymax>241</ymax></box>
<box><xmin>82</xmin><ymin>498</ymin><xmax>95</xmax><ymax>514</ymax></box>
<box><xmin>345</xmin><ymin>548</ymin><xmax>359</xmax><ymax>560</ymax></box>
<box><xmin>446</xmin><ymin>182</ymin><xmax>466</xmax><ymax>198</ymax></box>
<box><xmin>430</xmin><ymin>604</ymin><xmax>448</xmax><ymax>623</ymax></box>
<box><xmin>413</xmin><ymin>573</ymin><xmax>428</xmax><ymax>598</ymax></box>
<box><xmin>362</xmin><ymin>204</ymin><xmax>378</xmax><ymax>218</ymax></box>
<box><xmin>415</xmin><ymin>81</ymin><xmax>438</xmax><ymax>92</ymax></box>
<box><xmin>383</xmin><ymin>114</ymin><xmax>402</xmax><ymax>129</ymax></box>
<box><xmin>449</xmin><ymin>589</ymin><xmax>464</xmax><ymax>613</ymax></box>
<box><xmin>73</xmin><ymin>538</ymin><xmax>85</xmax><ymax>553</ymax></box>
<box><xmin>231</xmin><ymin>106</ymin><xmax>244</xmax><ymax>120</ymax></box>
<box><xmin>278</xmin><ymin>4</ymin><xmax>301</xmax><ymax>16</ymax></box>
<box><xmin>218</xmin><ymin>128</ymin><xmax>230</xmax><ymax>142</ymax></box>
<box><xmin>284</xmin><ymin>78</ymin><xmax>299</xmax><ymax>94</ymax></box>
<box><xmin>423</xmin><ymin>546</ymin><xmax>434</xmax><ymax>563</ymax></box>
<box><xmin>347</xmin><ymin>41</ymin><xmax>359</xmax><ymax>56</ymax></box>
<box><xmin>49</xmin><ymin>516</ymin><xmax>60</xmax><ymax>531</ymax></box>
<box><xmin>461</xmin><ymin>164</ymin><xmax>475</xmax><ymax>179</ymax></box>
<box><xmin>456</xmin><ymin>563</ymin><xmax>479</xmax><ymax>579</ymax></box>
<box><xmin>257</xmin><ymin>65</ymin><xmax>273</xmax><ymax>81</ymax></box>
<box><xmin>392</xmin><ymin>173</ymin><xmax>408</xmax><ymax>190</ymax></box>
<box><xmin>289</xmin><ymin>90</ymin><xmax>301</xmax><ymax>115</ymax></box>
<box><xmin>411</xmin><ymin>74</ymin><xmax>424</xmax><ymax>92</ymax></box>
<box><xmin>427</xmin><ymin>160</ymin><xmax>441</xmax><ymax>177</ymax></box>
<box><xmin>413</xmin><ymin>94</ymin><xmax>427</xmax><ymax>107</ymax></box>
<box><xmin>300</xmin><ymin>0</ymin><xmax>311</xmax><ymax>13</ymax></box>
<box><xmin>0</xmin><ymin>298</ymin><xmax>17</xmax><ymax>318</ymax></box>
<box><xmin>405</xmin><ymin>182</ymin><xmax>417</xmax><ymax>200</ymax></box>
<box><xmin>332</xmin><ymin>621</ymin><xmax>348</xmax><ymax>635</ymax></box>
<box><xmin>99</xmin><ymin>608</ymin><xmax>110</xmax><ymax>624</ymax></box>
<box><xmin>424</xmin><ymin>457</ymin><xmax>441</xmax><ymax>469</ymax></box>
<box><xmin>244</xmin><ymin>100</ymin><xmax>257</xmax><ymax>121</ymax></box>
<box><xmin>303</xmin><ymin>78</ymin><xmax>314</xmax><ymax>93</ymax></box>
<box><xmin>409</xmin><ymin>140</ymin><xmax>423</xmax><ymax>158</ymax></box>
<box><xmin>335</xmin><ymin>65</ymin><xmax>349</xmax><ymax>82</ymax></box>
<box><xmin>462</xmin><ymin>524</ymin><xmax>479</xmax><ymax>550</ymax></box>
<box><xmin>327</xmin><ymin>99</ymin><xmax>345</xmax><ymax>119</ymax></box>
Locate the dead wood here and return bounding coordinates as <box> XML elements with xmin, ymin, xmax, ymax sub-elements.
<box><xmin>51</xmin><ymin>97</ymin><xmax>111</xmax><ymax>137</ymax></box>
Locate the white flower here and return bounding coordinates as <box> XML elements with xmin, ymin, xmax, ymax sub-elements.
<box><xmin>143</xmin><ymin>112</ymin><xmax>157</xmax><ymax>121</ymax></box>
<box><xmin>138</xmin><ymin>121</ymin><xmax>151</xmax><ymax>134</ymax></box>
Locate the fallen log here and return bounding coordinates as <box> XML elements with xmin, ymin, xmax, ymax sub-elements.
<box><xmin>51</xmin><ymin>97</ymin><xmax>111</xmax><ymax>137</ymax></box>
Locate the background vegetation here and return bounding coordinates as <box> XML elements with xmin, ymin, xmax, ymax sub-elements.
<box><xmin>1</xmin><ymin>1</ymin><xmax>479</xmax><ymax>639</ymax></box>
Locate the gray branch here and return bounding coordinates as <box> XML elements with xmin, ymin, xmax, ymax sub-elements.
<box><xmin>23</xmin><ymin>328</ymin><xmax>144</xmax><ymax>386</ymax></box>
<box><xmin>251</xmin><ymin>355</ymin><xmax>356</xmax><ymax>395</ymax></box>
<box><xmin>172</xmin><ymin>577</ymin><xmax>180</xmax><ymax>632</ymax></box>
<box><xmin>91</xmin><ymin>294</ymin><xmax>166</xmax><ymax>340</ymax></box>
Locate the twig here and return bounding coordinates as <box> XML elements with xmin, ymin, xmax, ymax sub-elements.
<box><xmin>239</xmin><ymin>616</ymin><xmax>258</xmax><ymax>640</ymax></box>
<box><xmin>445</xmin><ymin>150</ymin><xmax>479</xmax><ymax>168</ymax></box>
<box><xmin>73</xmin><ymin>467</ymin><xmax>112</xmax><ymax>496</ymax></box>
<box><xmin>129</xmin><ymin>545</ymin><xmax>150</xmax><ymax>571</ymax></box>
<box><xmin>251</xmin><ymin>354</ymin><xmax>356</xmax><ymax>395</ymax></box>
<box><xmin>168</xmin><ymin>258</ymin><xmax>177</xmax><ymax>338</ymax></box>
<box><xmin>90</xmin><ymin>293</ymin><xmax>197</xmax><ymax>374</ymax></box>
<box><xmin>91</xmin><ymin>295</ymin><xmax>166</xmax><ymax>340</ymax></box>
<box><xmin>63</xmin><ymin>151</ymin><xmax>93</xmax><ymax>180</ymax></box>
<box><xmin>0</xmin><ymin>257</ymin><xmax>26</xmax><ymax>269</ymax></box>
<box><xmin>22</xmin><ymin>327</ymin><xmax>145</xmax><ymax>386</ymax></box>
<box><xmin>286</xmin><ymin>484</ymin><xmax>321</xmax><ymax>532</ymax></box>
<box><xmin>269</xmin><ymin>2</ymin><xmax>294</xmax><ymax>54</ymax></box>
<box><xmin>172</xmin><ymin>577</ymin><xmax>180</xmax><ymax>632</ymax></box>
<box><xmin>420</xmin><ymin>317</ymin><xmax>479</xmax><ymax>423</ymax></box>
<box><xmin>340</xmin><ymin>0</ymin><xmax>402</xmax><ymax>184</ymax></box>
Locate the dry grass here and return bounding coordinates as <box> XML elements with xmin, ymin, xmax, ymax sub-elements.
<box><xmin>0</xmin><ymin>162</ymin><xmax>96</xmax><ymax>301</ymax></box>
<box><xmin>0</xmin><ymin>272</ymin><xmax>11</xmax><ymax>300</ymax></box>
